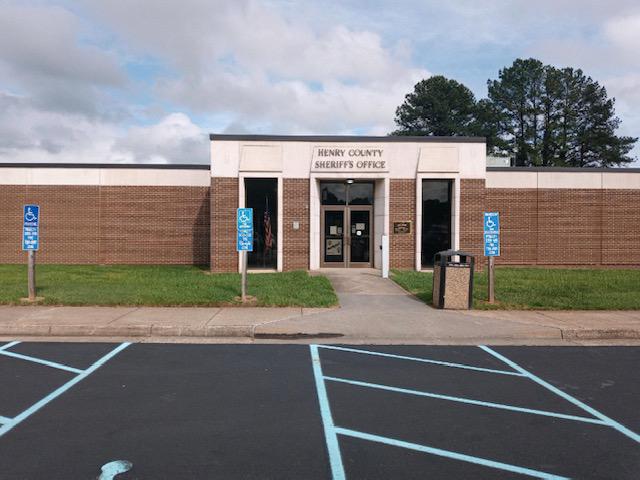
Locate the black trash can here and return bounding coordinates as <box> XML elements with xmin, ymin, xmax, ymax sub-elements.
<box><xmin>432</xmin><ymin>250</ymin><xmax>475</xmax><ymax>310</ymax></box>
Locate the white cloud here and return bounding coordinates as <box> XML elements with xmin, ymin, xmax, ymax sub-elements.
<box><xmin>111</xmin><ymin>113</ymin><xmax>206</xmax><ymax>163</ymax></box>
<box><xmin>0</xmin><ymin>91</ymin><xmax>206</xmax><ymax>164</ymax></box>
<box><xmin>0</xmin><ymin>3</ymin><xmax>124</xmax><ymax>117</ymax></box>
<box><xmin>603</xmin><ymin>14</ymin><xmax>640</xmax><ymax>51</ymax></box>
<box><xmin>1</xmin><ymin>0</ymin><xmax>638</xmax><ymax>164</ymax></box>
<box><xmin>87</xmin><ymin>0</ymin><xmax>428</xmax><ymax>134</ymax></box>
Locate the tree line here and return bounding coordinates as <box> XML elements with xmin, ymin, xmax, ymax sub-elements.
<box><xmin>392</xmin><ymin>58</ymin><xmax>637</xmax><ymax>167</ymax></box>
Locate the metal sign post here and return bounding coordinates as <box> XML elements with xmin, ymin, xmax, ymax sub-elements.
<box><xmin>22</xmin><ymin>205</ymin><xmax>40</xmax><ymax>301</ymax></box>
<box><xmin>483</xmin><ymin>212</ymin><xmax>500</xmax><ymax>303</ymax></box>
<box><xmin>236</xmin><ymin>208</ymin><xmax>253</xmax><ymax>302</ymax></box>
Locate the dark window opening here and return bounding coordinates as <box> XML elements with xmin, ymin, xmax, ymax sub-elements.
<box><xmin>245</xmin><ymin>178</ymin><xmax>277</xmax><ymax>269</ymax></box>
<box><xmin>321</xmin><ymin>181</ymin><xmax>373</xmax><ymax>206</ymax></box>
<box><xmin>321</xmin><ymin>182</ymin><xmax>346</xmax><ymax>205</ymax></box>
<box><xmin>421</xmin><ymin>180</ymin><xmax>452</xmax><ymax>267</ymax></box>
<box><xmin>347</xmin><ymin>183</ymin><xmax>374</xmax><ymax>205</ymax></box>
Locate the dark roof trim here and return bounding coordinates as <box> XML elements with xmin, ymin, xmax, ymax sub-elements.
<box><xmin>0</xmin><ymin>163</ymin><xmax>210</xmax><ymax>170</ymax></box>
<box><xmin>488</xmin><ymin>166</ymin><xmax>640</xmax><ymax>173</ymax></box>
<box><xmin>210</xmin><ymin>134</ymin><xmax>486</xmax><ymax>143</ymax></box>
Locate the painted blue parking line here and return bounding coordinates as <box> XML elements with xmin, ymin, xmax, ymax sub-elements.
<box><xmin>0</xmin><ymin>349</ymin><xmax>84</xmax><ymax>374</ymax></box>
<box><xmin>324</xmin><ymin>376</ymin><xmax>607</xmax><ymax>426</ymax></box>
<box><xmin>335</xmin><ymin>427</ymin><xmax>569</xmax><ymax>480</ymax></box>
<box><xmin>318</xmin><ymin>345</ymin><xmax>524</xmax><ymax>376</ymax></box>
<box><xmin>0</xmin><ymin>341</ymin><xmax>20</xmax><ymax>352</ymax></box>
<box><xmin>0</xmin><ymin>342</ymin><xmax>130</xmax><ymax>438</ymax></box>
<box><xmin>0</xmin><ymin>415</ymin><xmax>11</xmax><ymax>424</ymax></box>
<box><xmin>480</xmin><ymin>346</ymin><xmax>640</xmax><ymax>444</ymax></box>
<box><xmin>310</xmin><ymin>345</ymin><xmax>346</xmax><ymax>480</ymax></box>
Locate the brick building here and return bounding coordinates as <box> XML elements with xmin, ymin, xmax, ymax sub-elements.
<box><xmin>1</xmin><ymin>134</ymin><xmax>640</xmax><ymax>271</ymax></box>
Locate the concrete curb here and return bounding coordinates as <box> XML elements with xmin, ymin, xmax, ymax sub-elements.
<box><xmin>562</xmin><ymin>328</ymin><xmax>640</xmax><ymax>340</ymax></box>
<box><xmin>1</xmin><ymin>325</ymin><xmax>639</xmax><ymax>340</ymax></box>
<box><xmin>0</xmin><ymin>324</ymin><xmax>256</xmax><ymax>338</ymax></box>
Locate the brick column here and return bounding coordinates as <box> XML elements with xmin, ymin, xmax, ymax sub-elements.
<box><xmin>283</xmin><ymin>179</ymin><xmax>310</xmax><ymax>270</ymax></box>
<box><xmin>459</xmin><ymin>179</ymin><xmax>486</xmax><ymax>269</ymax></box>
<box><xmin>389</xmin><ymin>179</ymin><xmax>416</xmax><ymax>269</ymax></box>
<box><xmin>210</xmin><ymin>177</ymin><xmax>238</xmax><ymax>272</ymax></box>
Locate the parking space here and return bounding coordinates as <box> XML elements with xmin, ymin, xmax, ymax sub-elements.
<box><xmin>312</xmin><ymin>345</ymin><xmax>640</xmax><ymax>479</ymax></box>
<box><xmin>0</xmin><ymin>343</ymin><xmax>328</xmax><ymax>479</ymax></box>
<box><xmin>0</xmin><ymin>343</ymin><xmax>637</xmax><ymax>479</ymax></box>
<box><xmin>0</xmin><ymin>341</ymin><xmax>130</xmax><ymax>437</ymax></box>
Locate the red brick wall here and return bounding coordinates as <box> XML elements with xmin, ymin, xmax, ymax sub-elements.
<box><xmin>389</xmin><ymin>179</ymin><xmax>416</xmax><ymax>269</ymax></box>
<box><xmin>3</xmin><ymin>178</ymin><xmax>639</xmax><ymax>270</ymax></box>
<box><xmin>0</xmin><ymin>184</ymin><xmax>209</xmax><ymax>265</ymax></box>
<box><xmin>485</xmin><ymin>189</ymin><xmax>538</xmax><ymax>264</ymax></box>
<box><xmin>100</xmin><ymin>186</ymin><xmax>210</xmax><ymax>264</ymax></box>
<box><xmin>459</xmin><ymin>179</ymin><xmax>486</xmax><ymax>267</ymax></box>
<box><xmin>487</xmin><ymin>187</ymin><xmax>640</xmax><ymax>267</ymax></box>
<box><xmin>210</xmin><ymin>177</ymin><xmax>238</xmax><ymax>272</ymax></box>
<box><xmin>602</xmin><ymin>190</ymin><xmax>640</xmax><ymax>265</ymax></box>
<box><xmin>283</xmin><ymin>179</ymin><xmax>309</xmax><ymax>270</ymax></box>
<box><xmin>537</xmin><ymin>189</ymin><xmax>602</xmax><ymax>265</ymax></box>
<box><xmin>0</xmin><ymin>185</ymin><xmax>29</xmax><ymax>263</ymax></box>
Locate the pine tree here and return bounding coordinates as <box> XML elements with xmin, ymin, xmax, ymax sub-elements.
<box><xmin>487</xmin><ymin>60</ymin><xmax>636</xmax><ymax>167</ymax></box>
<box><xmin>393</xmin><ymin>76</ymin><xmax>477</xmax><ymax>137</ymax></box>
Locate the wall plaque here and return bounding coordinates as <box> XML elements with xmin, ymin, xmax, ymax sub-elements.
<box><xmin>393</xmin><ymin>221</ymin><xmax>411</xmax><ymax>234</ymax></box>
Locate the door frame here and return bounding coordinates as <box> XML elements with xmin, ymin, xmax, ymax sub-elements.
<box><xmin>320</xmin><ymin>205</ymin><xmax>373</xmax><ymax>268</ymax></box>
<box><xmin>320</xmin><ymin>205</ymin><xmax>347</xmax><ymax>268</ymax></box>
<box><xmin>346</xmin><ymin>205</ymin><xmax>373</xmax><ymax>268</ymax></box>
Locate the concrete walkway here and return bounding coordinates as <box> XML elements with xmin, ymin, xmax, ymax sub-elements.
<box><xmin>0</xmin><ymin>270</ymin><xmax>639</xmax><ymax>344</ymax></box>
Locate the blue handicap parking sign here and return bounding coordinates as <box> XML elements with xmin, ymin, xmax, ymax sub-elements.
<box><xmin>483</xmin><ymin>212</ymin><xmax>500</xmax><ymax>257</ymax></box>
<box><xmin>484</xmin><ymin>233</ymin><xmax>500</xmax><ymax>257</ymax></box>
<box><xmin>236</xmin><ymin>208</ymin><xmax>254</xmax><ymax>252</ymax></box>
<box><xmin>484</xmin><ymin>212</ymin><xmax>499</xmax><ymax>233</ymax></box>
<box><xmin>22</xmin><ymin>205</ymin><xmax>40</xmax><ymax>251</ymax></box>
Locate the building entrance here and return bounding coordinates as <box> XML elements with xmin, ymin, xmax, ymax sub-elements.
<box><xmin>319</xmin><ymin>181</ymin><xmax>373</xmax><ymax>268</ymax></box>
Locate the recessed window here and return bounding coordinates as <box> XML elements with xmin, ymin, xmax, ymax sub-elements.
<box><xmin>245</xmin><ymin>178</ymin><xmax>277</xmax><ymax>269</ymax></box>
<box><xmin>347</xmin><ymin>182</ymin><xmax>374</xmax><ymax>205</ymax></box>
<box><xmin>321</xmin><ymin>182</ymin><xmax>346</xmax><ymax>205</ymax></box>
<box><xmin>421</xmin><ymin>180</ymin><xmax>452</xmax><ymax>267</ymax></box>
<box><xmin>321</xmin><ymin>181</ymin><xmax>373</xmax><ymax>206</ymax></box>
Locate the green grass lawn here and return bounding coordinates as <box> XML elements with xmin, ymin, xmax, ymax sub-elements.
<box><xmin>0</xmin><ymin>265</ymin><xmax>338</xmax><ymax>307</ymax></box>
<box><xmin>391</xmin><ymin>267</ymin><xmax>640</xmax><ymax>310</ymax></box>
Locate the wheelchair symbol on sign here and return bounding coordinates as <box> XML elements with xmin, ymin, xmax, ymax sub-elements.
<box><xmin>485</xmin><ymin>217</ymin><xmax>496</xmax><ymax>229</ymax></box>
<box><xmin>24</xmin><ymin>208</ymin><xmax>37</xmax><ymax>222</ymax></box>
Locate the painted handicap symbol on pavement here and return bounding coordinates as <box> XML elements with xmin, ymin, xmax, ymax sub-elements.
<box><xmin>98</xmin><ymin>460</ymin><xmax>132</xmax><ymax>479</ymax></box>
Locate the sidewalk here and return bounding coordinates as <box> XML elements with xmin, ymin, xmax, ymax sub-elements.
<box><xmin>0</xmin><ymin>270</ymin><xmax>639</xmax><ymax>344</ymax></box>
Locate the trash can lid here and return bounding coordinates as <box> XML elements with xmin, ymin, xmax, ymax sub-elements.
<box><xmin>434</xmin><ymin>249</ymin><xmax>475</xmax><ymax>258</ymax></box>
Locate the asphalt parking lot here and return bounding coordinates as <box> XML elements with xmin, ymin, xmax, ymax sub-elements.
<box><xmin>0</xmin><ymin>341</ymin><xmax>638</xmax><ymax>479</ymax></box>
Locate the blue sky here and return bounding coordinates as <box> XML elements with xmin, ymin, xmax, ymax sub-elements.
<box><xmin>0</xmin><ymin>0</ymin><xmax>638</xmax><ymax>164</ymax></box>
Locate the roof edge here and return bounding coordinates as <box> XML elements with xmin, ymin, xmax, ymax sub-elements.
<box><xmin>487</xmin><ymin>166</ymin><xmax>640</xmax><ymax>173</ymax></box>
<box><xmin>0</xmin><ymin>163</ymin><xmax>210</xmax><ymax>170</ymax></box>
<box><xmin>209</xmin><ymin>134</ymin><xmax>486</xmax><ymax>143</ymax></box>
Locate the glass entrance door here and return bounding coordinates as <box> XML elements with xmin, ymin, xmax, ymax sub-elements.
<box><xmin>348</xmin><ymin>209</ymin><xmax>371</xmax><ymax>267</ymax></box>
<box><xmin>321</xmin><ymin>207</ymin><xmax>372</xmax><ymax>267</ymax></box>
<box><xmin>322</xmin><ymin>208</ymin><xmax>346</xmax><ymax>266</ymax></box>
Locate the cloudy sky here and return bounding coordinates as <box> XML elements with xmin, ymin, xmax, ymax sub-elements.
<box><xmin>1</xmin><ymin>0</ymin><xmax>639</xmax><ymax>164</ymax></box>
